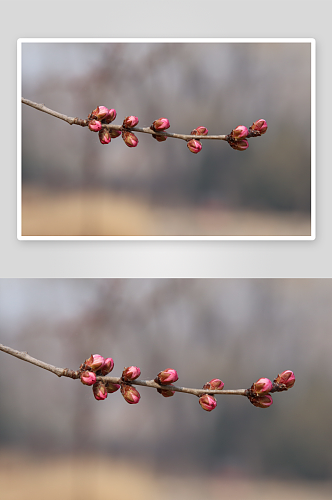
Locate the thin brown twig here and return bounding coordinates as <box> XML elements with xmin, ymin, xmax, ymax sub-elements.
<box><xmin>0</xmin><ymin>343</ymin><xmax>246</xmax><ymax>397</ymax></box>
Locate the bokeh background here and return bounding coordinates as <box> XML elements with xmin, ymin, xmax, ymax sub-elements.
<box><xmin>21</xmin><ymin>41</ymin><xmax>312</xmax><ymax>236</ymax></box>
<box><xmin>0</xmin><ymin>278</ymin><xmax>331</xmax><ymax>499</ymax></box>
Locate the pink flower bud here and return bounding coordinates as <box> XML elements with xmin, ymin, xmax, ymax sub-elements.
<box><xmin>152</xmin><ymin>133</ymin><xmax>167</xmax><ymax>142</ymax></box>
<box><xmin>110</xmin><ymin>130</ymin><xmax>122</xmax><ymax>139</ymax></box>
<box><xmin>93</xmin><ymin>381</ymin><xmax>108</xmax><ymax>401</ymax></box>
<box><xmin>121</xmin><ymin>384</ymin><xmax>141</xmax><ymax>404</ymax></box>
<box><xmin>187</xmin><ymin>139</ymin><xmax>202</xmax><ymax>154</ymax></box>
<box><xmin>92</xmin><ymin>106</ymin><xmax>109</xmax><ymax>121</ymax></box>
<box><xmin>85</xmin><ymin>354</ymin><xmax>105</xmax><ymax>372</ymax></box>
<box><xmin>122</xmin><ymin>131</ymin><xmax>139</xmax><ymax>148</ymax></box>
<box><xmin>157</xmin><ymin>385</ymin><xmax>175</xmax><ymax>397</ymax></box>
<box><xmin>231</xmin><ymin>125</ymin><xmax>249</xmax><ymax>139</ymax></box>
<box><xmin>98</xmin><ymin>129</ymin><xmax>111</xmax><ymax>145</ymax></box>
<box><xmin>80</xmin><ymin>370</ymin><xmax>97</xmax><ymax>386</ymax></box>
<box><xmin>250</xmin><ymin>119</ymin><xmax>268</xmax><ymax>135</ymax></box>
<box><xmin>88</xmin><ymin>120</ymin><xmax>102</xmax><ymax>132</ymax></box>
<box><xmin>229</xmin><ymin>139</ymin><xmax>249</xmax><ymax>151</ymax></box>
<box><xmin>252</xmin><ymin>377</ymin><xmax>273</xmax><ymax>395</ymax></box>
<box><xmin>156</xmin><ymin>368</ymin><xmax>179</xmax><ymax>385</ymax></box>
<box><xmin>151</xmin><ymin>118</ymin><xmax>170</xmax><ymax>131</ymax></box>
<box><xmin>191</xmin><ymin>126</ymin><xmax>208</xmax><ymax>136</ymax></box>
<box><xmin>203</xmin><ymin>378</ymin><xmax>224</xmax><ymax>390</ymax></box>
<box><xmin>123</xmin><ymin>116</ymin><xmax>139</xmax><ymax>128</ymax></box>
<box><xmin>105</xmin><ymin>381</ymin><xmax>120</xmax><ymax>393</ymax></box>
<box><xmin>249</xmin><ymin>394</ymin><xmax>273</xmax><ymax>409</ymax></box>
<box><xmin>199</xmin><ymin>394</ymin><xmax>217</xmax><ymax>412</ymax></box>
<box><xmin>101</xmin><ymin>358</ymin><xmax>114</xmax><ymax>375</ymax></box>
<box><xmin>122</xmin><ymin>366</ymin><xmax>141</xmax><ymax>381</ymax></box>
<box><xmin>274</xmin><ymin>370</ymin><xmax>295</xmax><ymax>389</ymax></box>
<box><xmin>104</xmin><ymin>109</ymin><xmax>117</xmax><ymax>124</ymax></box>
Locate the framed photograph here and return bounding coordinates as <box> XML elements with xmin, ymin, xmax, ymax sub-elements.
<box><xmin>18</xmin><ymin>38</ymin><xmax>315</xmax><ymax>240</ymax></box>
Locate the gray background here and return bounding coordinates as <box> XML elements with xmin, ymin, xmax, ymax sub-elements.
<box><xmin>1</xmin><ymin>0</ymin><xmax>331</xmax><ymax>276</ymax></box>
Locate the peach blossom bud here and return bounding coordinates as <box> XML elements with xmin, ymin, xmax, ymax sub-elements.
<box><xmin>231</xmin><ymin>125</ymin><xmax>249</xmax><ymax>139</ymax></box>
<box><xmin>122</xmin><ymin>131</ymin><xmax>139</xmax><ymax>148</ymax></box>
<box><xmin>203</xmin><ymin>378</ymin><xmax>224</xmax><ymax>390</ymax></box>
<box><xmin>80</xmin><ymin>370</ymin><xmax>97</xmax><ymax>386</ymax></box>
<box><xmin>123</xmin><ymin>116</ymin><xmax>139</xmax><ymax>128</ymax></box>
<box><xmin>88</xmin><ymin>120</ymin><xmax>102</xmax><ymax>132</ymax></box>
<box><xmin>121</xmin><ymin>384</ymin><xmax>141</xmax><ymax>404</ymax></box>
<box><xmin>105</xmin><ymin>381</ymin><xmax>120</xmax><ymax>393</ymax></box>
<box><xmin>250</xmin><ymin>119</ymin><xmax>268</xmax><ymax>135</ymax></box>
<box><xmin>151</xmin><ymin>118</ymin><xmax>170</xmax><ymax>131</ymax></box>
<box><xmin>156</xmin><ymin>368</ymin><xmax>179</xmax><ymax>385</ymax></box>
<box><xmin>110</xmin><ymin>130</ymin><xmax>122</xmax><ymax>139</ymax></box>
<box><xmin>85</xmin><ymin>354</ymin><xmax>105</xmax><ymax>372</ymax></box>
<box><xmin>101</xmin><ymin>358</ymin><xmax>114</xmax><ymax>375</ymax></box>
<box><xmin>157</xmin><ymin>385</ymin><xmax>175</xmax><ymax>397</ymax></box>
<box><xmin>98</xmin><ymin>129</ymin><xmax>111</xmax><ymax>145</ymax></box>
<box><xmin>92</xmin><ymin>106</ymin><xmax>109</xmax><ymax>121</ymax></box>
<box><xmin>93</xmin><ymin>381</ymin><xmax>108</xmax><ymax>401</ymax></box>
<box><xmin>104</xmin><ymin>109</ymin><xmax>117</xmax><ymax>123</ymax></box>
<box><xmin>229</xmin><ymin>139</ymin><xmax>249</xmax><ymax>151</ymax></box>
<box><xmin>152</xmin><ymin>133</ymin><xmax>167</xmax><ymax>142</ymax></box>
<box><xmin>249</xmin><ymin>394</ymin><xmax>273</xmax><ymax>409</ymax></box>
<box><xmin>275</xmin><ymin>370</ymin><xmax>295</xmax><ymax>389</ymax></box>
<box><xmin>252</xmin><ymin>377</ymin><xmax>273</xmax><ymax>395</ymax></box>
<box><xmin>191</xmin><ymin>126</ymin><xmax>208</xmax><ymax>136</ymax></box>
<box><xmin>122</xmin><ymin>366</ymin><xmax>141</xmax><ymax>381</ymax></box>
<box><xmin>187</xmin><ymin>139</ymin><xmax>202</xmax><ymax>154</ymax></box>
<box><xmin>199</xmin><ymin>394</ymin><xmax>217</xmax><ymax>412</ymax></box>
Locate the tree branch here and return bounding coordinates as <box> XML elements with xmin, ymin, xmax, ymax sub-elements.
<box><xmin>21</xmin><ymin>98</ymin><xmax>260</xmax><ymax>143</ymax></box>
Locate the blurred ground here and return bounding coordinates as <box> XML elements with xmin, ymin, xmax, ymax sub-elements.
<box><xmin>21</xmin><ymin>186</ymin><xmax>311</xmax><ymax>236</ymax></box>
<box><xmin>1</xmin><ymin>452</ymin><xmax>331</xmax><ymax>500</ymax></box>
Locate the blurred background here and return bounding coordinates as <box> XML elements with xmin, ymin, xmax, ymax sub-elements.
<box><xmin>21</xmin><ymin>42</ymin><xmax>312</xmax><ymax>236</ymax></box>
<box><xmin>0</xmin><ymin>278</ymin><xmax>331</xmax><ymax>499</ymax></box>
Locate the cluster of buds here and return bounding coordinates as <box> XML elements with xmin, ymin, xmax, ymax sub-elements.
<box><xmin>245</xmin><ymin>370</ymin><xmax>295</xmax><ymax>409</ymax></box>
<box><xmin>227</xmin><ymin>119</ymin><xmax>268</xmax><ymax>151</ymax></box>
<box><xmin>186</xmin><ymin>126</ymin><xmax>209</xmax><ymax>154</ymax></box>
<box><xmin>199</xmin><ymin>378</ymin><xmax>224</xmax><ymax>411</ymax></box>
<box><xmin>79</xmin><ymin>354</ymin><xmax>294</xmax><ymax>412</ymax></box>
<box><xmin>88</xmin><ymin>106</ymin><xmax>119</xmax><ymax>145</ymax></box>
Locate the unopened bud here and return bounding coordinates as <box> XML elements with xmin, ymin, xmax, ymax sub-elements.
<box><xmin>199</xmin><ymin>394</ymin><xmax>217</xmax><ymax>412</ymax></box>
<box><xmin>157</xmin><ymin>385</ymin><xmax>175</xmax><ymax>397</ymax></box>
<box><xmin>92</xmin><ymin>106</ymin><xmax>109</xmax><ymax>121</ymax></box>
<box><xmin>187</xmin><ymin>139</ymin><xmax>202</xmax><ymax>154</ymax></box>
<box><xmin>152</xmin><ymin>133</ymin><xmax>167</xmax><ymax>142</ymax></box>
<box><xmin>251</xmin><ymin>377</ymin><xmax>273</xmax><ymax>395</ymax></box>
<box><xmin>98</xmin><ymin>129</ymin><xmax>111</xmax><ymax>145</ymax></box>
<box><xmin>229</xmin><ymin>139</ymin><xmax>249</xmax><ymax>151</ymax></box>
<box><xmin>249</xmin><ymin>394</ymin><xmax>273</xmax><ymax>409</ymax></box>
<box><xmin>123</xmin><ymin>116</ymin><xmax>139</xmax><ymax>128</ymax></box>
<box><xmin>121</xmin><ymin>384</ymin><xmax>141</xmax><ymax>404</ymax></box>
<box><xmin>122</xmin><ymin>366</ymin><xmax>141</xmax><ymax>381</ymax></box>
<box><xmin>101</xmin><ymin>358</ymin><xmax>114</xmax><ymax>375</ymax></box>
<box><xmin>156</xmin><ymin>368</ymin><xmax>178</xmax><ymax>385</ymax></box>
<box><xmin>85</xmin><ymin>354</ymin><xmax>105</xmax><ymax>372</ymax></box>
<box><xmin>110</xmin><ymin>130</ymin><xmax>121</xmax><ymax>139</ymax></box>
<box><xmin>104</xmin><ymin>109</ymin><xmax>117</xmax><ymax>124</ymax></box>
<box><xmin>80</xmin><ymin>370</ymin><xmax>97</xmax><ymax>386</ymax></box>
<box><xmin>250</xmin><ymin>119</ymin><xmax>268</xmax><ymax>135</ymax></box>
<box><xmin>122</xmin><ymin>131</ymin><xmax>139</xmax><ymax>148</ymax></box>
<box><xmin>231</xmin><ymin>125</ymin><xmax>249</xmax><ymax>139</ymax></box>
<box><xmin>88</xmin><ymin>120</ymin><xmax>102</xmax><ymax>132</ymax></box>
<box><xmin>191</xmin><ymin>126</ymin><xmax>208</xmax><ymax>136</ymax></box>
<box><xmin>203</xmin><ymin>378</ymin><xmax>224</xmax><ymax>391</ymax></box>
<box><xmin>105</xmin><ymin>381</ymin><xmax>120</xmax><ymax>393</ymax></box>
<box><xmin>93</xmin><ymin>381</ymin><xmax>108</xmax><ymax>401</ymax></box>
<box><xmin>151</xmin><ymin>118</ymin><xmax>170</xmax><ymax>131</ymax></box>
<box><xmin>274</xmin><ymin>370</ymin><xmax>295</xmax><ymax>389</ymax></box>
